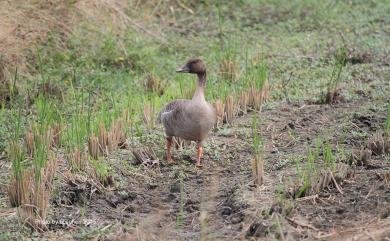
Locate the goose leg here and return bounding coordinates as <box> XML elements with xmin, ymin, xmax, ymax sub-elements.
<box><xmin>166</xmin><ymin>137</ymin><xmax>174</xmax><ymax>163</ymax></box>
<box><xmin>196</xmin><ymin>143</ymin><xmax>203</xmax><ymax>167</ymax></box>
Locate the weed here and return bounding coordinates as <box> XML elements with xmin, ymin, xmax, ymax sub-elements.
<box><xmin>366</xmin><ymin>103</ymin><xmax>390</xmax><ymax>155</ymax></box>
<box><xmin>219</xmin><ymin>60</ymin><xmax>238</xmax><ymax>83</ymax></box>
<box><xmin>296</xmin><ymin>149</ymin><xmax>316</xmax><ymax>197</ymax></box>
<box><xmin>143</xmin><ymin>102</ymin><xmax>156</xmax><ymax>129</ymax></box>
<box><xmin>251</xmin><ymin>115</ymin><xmax>264</xmax><ymax>186</ymax></box>
<box><xmin>144</xmin><ymin>73</ymin><xmax>165</xmax><ymax>96</ymax></box>
<box><xmin>88</xmin><ymin>134</ymin><xmax>99</xmax><ymax>160</ymax></box>
<box><xmin>90</xmin><ymin>158</ymin><xmax>113</xmax><ymax>187</ymax></box>
<box><xmin>238</xmin><ymin>91</ymin><xmax>248</xmax><ymax>115</ymax></box>
<box><xmin>7</xmin><ymin>141</ymin><xmax>26</xmax><ymax>207</ymax></box>
<box><xmin>8</xmin><ymin>122</ymin><xmax>58</xmax><ymax>231</ymax></box>
<box><xmin>213</xmin><ymin>99</ymin><xmax>224</xmax><ymax>128</ymax></box>
<box><xmin>224</xmin><ymin>95</ymin><xmax>235</xmax><ymax>124</ymax></box>
<box><xmin>291</xmin><ymin>139</ymin><xmax>355</xmax><ymax>198</ymax></box>
<box><xmin>324</xmin><ymin>46</ymin><xmax>347</xmax><ymax>103</ymax></box>
<box><xmin>323</xmin><ymin>142</ymin><xmax>336</xmax><ymax>171</ymax></box>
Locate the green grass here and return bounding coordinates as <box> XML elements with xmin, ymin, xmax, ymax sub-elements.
<box><xmin>296</xmin><ymin>148</ymin><xmax>317</xmax><ymax>198</ymax></box>
<box><xmin>0</xmin><ymin>0</ymin><xmax>389</xmax><ymax>235</ymax></box>
<box><xmin>1</xmin><ymin>0</ymin><xmax>388</xmax><ymax>196</ymax></box>
<box><xmin>326</xmin><ymin>45</ymin><xmax>347</xmax><ymax>96</ymax></box>
<box><xmin>252</xmin><ymin>116</ymin><xmax>263</xmax><ymax>159</ymax></box>
<box><xmin>3</xmin><ymin>1</ymin><xmax>389</xmax><ymax>142</ymax></box>
<box><xmin>294</xmin><ymin>137</ymin><xmax>347</xmax><ymax>197</ymax></box>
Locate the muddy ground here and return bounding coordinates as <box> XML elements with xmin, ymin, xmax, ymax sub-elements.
<box><xmin>2</xmin><ymin>96</ymin><xmax>388</xmax><ymax>240</ymax></box>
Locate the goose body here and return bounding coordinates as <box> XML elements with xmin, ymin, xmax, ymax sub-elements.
<box><xmin>158</xmin><ymin>59</ymin><xmax>216</xmax><ymax>167</ymax></box>
<box><xmin>159</xmin><ymin>99</ymin><xmax>216</xmax><ymax>141</ymax></box>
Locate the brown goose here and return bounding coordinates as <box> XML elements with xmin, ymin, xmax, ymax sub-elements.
<box><xmin>158</xmin><ymin>58</ymin><xmax>216</xmax><ymax>167</ymax></box>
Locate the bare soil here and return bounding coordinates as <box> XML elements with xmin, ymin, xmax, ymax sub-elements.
<box><xmin>11</xmin><ymin>97</ymin><xmax>385</xmax><ymax>240</ymax></box>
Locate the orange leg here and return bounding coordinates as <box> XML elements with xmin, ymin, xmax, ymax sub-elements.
<box><xmin>166</xmin><ymin>137</ymin><xmax>174</xmax><ymax>163</ymax></box>
<box><xmin>196</xmin><ymin>143</ymin><xmax>203</xmax><ymax>167</ymax></box>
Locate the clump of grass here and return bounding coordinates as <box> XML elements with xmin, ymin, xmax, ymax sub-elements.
<box><xmin>51</xmin><ymin>122</ymin><xmax>62</xmax><ymax>147</ymax></box>
<box><xmin>323</xmin><ymin>142</ymin><xmax>336</xmax><ymax>171</ymax></box>
<box><xmin>349</xmin><ymin>148</ymin><xmax>372</xmax><ymax>166</ymax></box>
<box><xmin>88</xmin><ymin>134</ymin><xmax>99</xmax><ymax>160</ymax></box>
<box><xmin>90</xmin><ymin>158</ymin><xmax>113</xmax><ymax>187</ymax></box>
<box><xmin>18</xmin><ymin>153</ymin><xmax>58</xmax><ymax>232</ymax></box>
<box><xmin>87</xmin><ymin>115</ymin><xmax>126</xmax><ymax>185</ymax></box>
<box><xmin>7</xmin><ymin>140</ymin><xmax>25</xmax><ymax>207</ymax></box>
<box><xmin>94</xmin><ymin>118</ymin><xmax>126</xmax><ymax>156</ymax></box>
<box><xmin>217</xmin><ymin>33</ymin><xmax>239</xmax><ymax>83</ymax></box>
<box><xmin>238</xmin><ymin>91</ymin><xmax>248</xmax><ymax>115</ymax></box>
<box><xmin>213</xmin><ymin>99</ymin><xmax>224</xmax><ymax>128</ymax></box>
<box><xmin>63</xmin><ymin>112</ymin><xmax>89</xmax><ymax>171</ymax></box>
<box><xmin>290</xmin><ymin>141</ymin><xmax>354</xmax><ymax>198</ymax></box>
<box><xmin>261</xmin><ymin>78</ymin><xmax>270</xmax><ymax>102</ymax></box>
<box><xmin>98</xmin><ymin>123</ymin><xmax>108</xmax><ymax>154</ymax></box>
<box><xmin>245</xmin><ymin>58</ymin><xmax>269</xmax><ymax>111</ymax></box>
<box><xmin>143</xmin><ymin>102</ymin><xmax>156</xmax><ymax>129</ymax></box>
<box><xmin>219</xmin><ymin>60</ymin><xmax>238</xmax><ymax>83</ymax></box>
<box><xmin>252</xmin><ymin>88</ymin><xmax>263</xmax><ymax>111</ymax></box>
<box><xmin>295</xmin><ymin>149</ymin><xmax>317</xmax><ymax>197</ymax></box>
<box><xmin>144</xmin><ymin>74</ymin><xmax>165</xmax><ymax>96</ymax></box>
<box><xmin>8</xmin><ymin>117</ymin><xmax>58</xmax><ymax>232</ymax></box>
<box><xmin>25</xmin><ymin>131</ymin><xmax>35</xmax><ymax>157</ymax></box>
<box><xmin>224</xmin><ymin>95</ymin><xmax>235</xmax><ymax>124</ymax></box>
<box><xmin>107</xmin><ymin>118</ymin><xmax>126</xmax><ymax>150</ymax></box>
<box><xmin>366</xmin><ymin>103</ymin><xmax>390</xmax><ymax>155</ymax></box>
<box><xmin>324</xmin><ymin>46</ymin><xmax>347</xmax><ymax>104</ymax></box>
<box><xmin>251</xmin><ymin>116</ymin><xmax>264</xmax><ymax>186</ymax></box>
<box><xmin>69</xmin><ymin>148</ymin><xmax>86</xmax><ymax>171</ymax></box>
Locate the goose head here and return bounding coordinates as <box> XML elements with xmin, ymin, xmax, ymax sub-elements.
<box><xmin>176</xmin><ymin>58</ymin><xmax>206</xmax><ymax>75</ymax></box>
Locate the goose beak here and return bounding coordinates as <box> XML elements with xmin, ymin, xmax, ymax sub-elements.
<box><xmin>176</xmin><ymin>65</ymin><xmax>190</xmax><ymax>73</ymax></box>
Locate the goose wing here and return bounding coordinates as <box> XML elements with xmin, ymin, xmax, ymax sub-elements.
<box><xmin>157</xmin><ymin>99</ymin><xmax>190</xmax><ymax>124</ymax></box>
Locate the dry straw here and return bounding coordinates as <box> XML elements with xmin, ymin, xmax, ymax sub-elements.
<box><xmin>219</xmin><ymin>60</ymin><xmax>238</xmax><ymax>83</ymax></box>
<box><xmin>8</xmin><ymin>153</ymin><xmax>58</xmax><ymax>232</ymax></box>
<box><xmin>25</xmin><ymin>131</ymin><xmax>35</xmax><ymax>158</ymax></box>
<box><xmin>143</xmin><ymin>103</ymin><xmax>155</xmax><ymax>129</ymax></box>
<box><xmin>69</xmin><ymin>148</ymin><xmax>86</xmax><ymax>171</ymax></box>
<box><xmin>238</xmin><ymin>91</ymin><xmax>248</xmax><ymax>115</ymax></box>
<box><xmin>224</xmin><ymin>95</ymin><xmax>235</xmax><ymax>124</ymax></box>
<box><xmin>213</xmin><ymin>99</ymin><xmax>224</xmax><ymax>128</ymax></box>
<box><xmin>88</xmin><ymin>134</ymin><xmax>99</xmax><ymax>160</ymax></box>
<box><xmin>144</xmin><ymin>74</ymin><xmax>165</xmax><ymax>96</ymax></box>
<box><xmin>51</xmin><ymin>122</ymin><xmax>62</xmax><ymax>147</ymax></box>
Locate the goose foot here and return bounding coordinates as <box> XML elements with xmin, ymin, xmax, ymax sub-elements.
<box><xmin>166</xmin><ymin>137</ymin><xmax>175</xmax><ymax>164</ymax></box>
<box><xmin>195</xmin><ymin>160</ymin><xmax>202</xmax><ymax>168</ymax></box>
<box><xmin>195</xmin><ymin>145</ymin><xmax>203</xmax><ymax>168</ymax></box>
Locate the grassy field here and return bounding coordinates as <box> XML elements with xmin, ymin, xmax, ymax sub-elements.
<box><xmin>0</xmin><ymin>0</ymin><xmax>389</xmax><ymax>240</ymax></box>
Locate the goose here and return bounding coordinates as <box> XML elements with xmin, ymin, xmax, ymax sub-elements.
<box><xmin>158</xmin><ymin>58</ymin><xmax>216</xmax><ymax>167</ymax></box>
